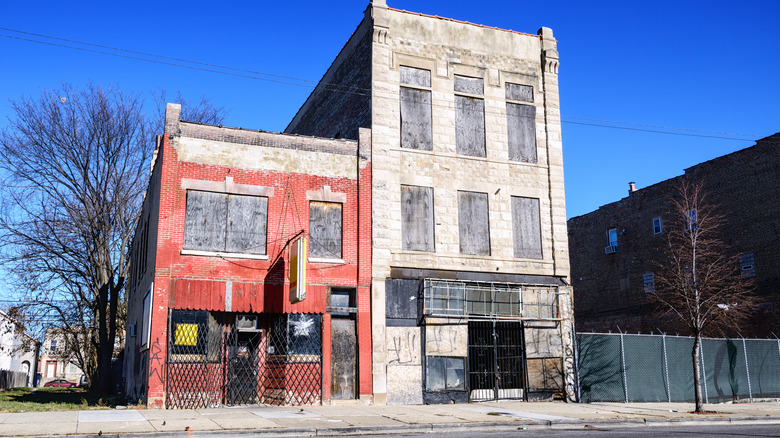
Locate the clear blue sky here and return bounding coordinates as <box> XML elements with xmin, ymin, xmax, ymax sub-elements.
<box><xmin>2</xmin><ymin>0</ymin><xmax>778</xmax><ymax>219</ymax></box>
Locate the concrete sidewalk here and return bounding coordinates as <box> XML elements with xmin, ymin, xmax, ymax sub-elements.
<box><xmin>2</xmin><ymin>400</ymin><xmax>780</xmax><ymax>437</ymax></box>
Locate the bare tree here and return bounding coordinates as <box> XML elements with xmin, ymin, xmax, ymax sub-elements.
<box><xmin>652</xmin><ymin>180</ymin><xmax>755</xmax><ymax>412</ymax></box>
<box><xmin>0</xmin><ymin>84</ymin><xmax>226</xmax><ymax>393</ymax></box>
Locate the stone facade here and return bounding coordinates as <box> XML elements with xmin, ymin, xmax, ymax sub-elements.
<box><xmin>569</xmin><ymin>134</ymin><xmax>780</xmax><ymax>337</ymax></box>
<box><xmin>287</xmin><ymin>1</ymin><xmax>573</xmax><ymax>404</ymax></box>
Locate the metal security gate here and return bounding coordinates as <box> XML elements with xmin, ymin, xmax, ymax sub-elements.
<box><xmin>468</xmin><ymin>321</ymin><xmax>526</xmax><ymax>401</ymax></box>
<box><xmin>225</xmin><ymin>325</ymin><xmax>263</xmax><ymax>405</ymax></box>
<box><xmin>165</xmin><ymin>311</ymin><xmax>322</xmax><ymax>409</ymax></box>
<box><xmin>263</xmin><ymin>314</ymin><xmax>323</xmax><ymax>406</ymax></box>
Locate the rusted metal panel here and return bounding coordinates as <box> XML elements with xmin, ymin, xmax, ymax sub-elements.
<box><xmin>506</xmin><ymin>82</ymin><xmax>533</xmax><ymax>102</ymax></box>
<box><xmin>507</xmin><ymin>103</ymin><xmax>536</xmax><ymax>163</ymax></box>
<box><xmin>400</xmin><ymin>87</ymin><xmax>433</xmax><ymax>151</ymax></box>
<box><xmin>330</xmin><ymin>318</ymin><xmax>357</xmax><ymax>400</ymax></box>
<box><xmin>172</xmin><ymin>279</ymin><xmax>226</xmax><ymax>311</ymax></box>
<box><xmin>400</xmin><ymin>66</ymin><xmax>431</xmax><ymax>87</ymax></box>
<box><xmin>226</xmin><ymin>195</ymin><xmax>268</xmax><ymax>255</ymax></box>
<box><xmin>184</xmin><ymin>191</ymin><xmax>227</xmax><ymax>252</ymax></box>
<box><xmin>401</xmin><ymin>185</ymin><xmax>435</xmax><ymax>252</ymax></box>
<box><xmin>458</xmin><ymin>191</ymin><xmax>490</xmax><ymax>255</ymax></box>
<box><xmin>511</xmin><ymin>196</ymin><xmax>542</xmax><ymax>259</ymax></box>
<box><xmin>454</xmin><ymin>75</ymin><xmax>484</xmax><ymax>95</ymax></box>
<box><xmin>455</xmin><ymin>96</ymin><xmax>486</xmax><ymax>157</ymax></box>
<box><xmin>309</xmin><ymin>201</ymin><xmax>342</xmax><ymax>258</ymax></box>
<box><xmin>232</xmin><ymin>282</ymin><xmax>264</xmax><ymax>313</ymax></box>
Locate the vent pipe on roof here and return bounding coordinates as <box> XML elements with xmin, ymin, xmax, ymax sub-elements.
<box><xmin>628</xmin><ymin>182</ymin><xmax>636</xmax><ymax>194</ymax></box>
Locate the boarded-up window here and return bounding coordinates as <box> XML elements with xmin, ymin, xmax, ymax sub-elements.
<box><xmin>400</xmin><ymin>66</ymin><xmax>432</xmax><ymax>151</ymax></box>
<box><xmin>458</xmin><ymin>191</ymin><xmax>490</xmax><ymax>255</ymax></box>
<box><xmin>455</xmin><ymin>76</ymin><xmax>485</xmax><ymax>158</ymax></box>
<box><xmin>401</xmin><ymin>185</ymin><xmax>434</xmax><ymax>252</ymax></box>
<box><xmin>511</xmin><ymin>197</ymin><xmax>542</xmax><ymax>259</ymax></box>
<box><xmin>184</xmin><ymin>191</ymin><xmax>268</xmax><ymax>255</ymax></box>
<box><xmin>226</xmin><ymin>195</ymin><xmax>268</xmax><ymax>254</ymax></box>
<box><xmin>400</xmin><ymin>66</ymin><xmax>431</xmax><ymax>87</ymax></box>
<box><xmin>506</xmin><ymin>83</ymin><xmax>536</xmax><ymax>163</ymax></box>
<box><xmin>309</xmin><ymin>201</ymin><xmax>342</xmax><ymax>259</ymax></box>
<box><xmin>506</xmin><ymin>83</ymin><xmax>533</xmax><ymax>102</ymax></box>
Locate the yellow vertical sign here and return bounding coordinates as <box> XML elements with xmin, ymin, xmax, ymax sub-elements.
<box><xmin>289</xmin><ymin>237</ymin><xmax>307</xmax><ymax>303</ymax></box>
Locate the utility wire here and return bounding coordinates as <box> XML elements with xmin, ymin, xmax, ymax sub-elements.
<box><xmin>0</xmin><ymin>27</ymin><xmax>765</xmax><ymax>142</ymax></box>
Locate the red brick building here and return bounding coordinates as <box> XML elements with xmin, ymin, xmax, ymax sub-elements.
<box><xmin>568</xmin><ymin>133</ymin><xmax>780</xmax><ymax>337</ymax></box>
<box><xmin>124</xmin><ymin>104</ymin><xmax>372</xmax><ymax>408</ymax></box>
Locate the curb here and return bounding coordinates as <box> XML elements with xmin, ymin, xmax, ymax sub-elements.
<box><xmin>9</xmin><ymin>415</ymin><xmax>780</xmax><ymax>438</ymax></box>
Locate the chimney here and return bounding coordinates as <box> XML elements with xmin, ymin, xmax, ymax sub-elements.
<box><xmin>628</xmin><ymin>182</ymin><xmax>636</xmax><ymax>194</ymax></box>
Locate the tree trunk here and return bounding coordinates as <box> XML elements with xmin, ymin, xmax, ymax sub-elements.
<box><xmin>96</xmin><ymin>283</ymin><xmax>112</xmax><ymax>394</ymax></box>
<box><xmin>692</xmin><ymin>334</ymin><xmax>703</xmax><ymax>412</ymax></box>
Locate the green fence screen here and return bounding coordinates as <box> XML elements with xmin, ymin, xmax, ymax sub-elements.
<box><xmin>577</xmin><ymin>333</ymin><xmax>780</xmax><ymax>403</ymax></box>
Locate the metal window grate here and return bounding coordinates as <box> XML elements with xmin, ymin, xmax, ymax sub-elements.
<box><xmin>423</xmin><ymin>279</ymin><xmax>560</xmax><ymax>320</ymax></box>
<box><xmin>165</xmin><ymin>312</ymin><xmax>322</xmax><ymax>409</ymax></box>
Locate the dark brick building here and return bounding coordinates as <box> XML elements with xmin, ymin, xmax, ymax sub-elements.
<box><xmin>568</xmin><ymin>133</ymin><xmax>780</xmax><ymax>337</ymax></box>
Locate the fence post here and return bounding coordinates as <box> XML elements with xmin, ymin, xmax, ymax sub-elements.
<box><xmin>574</xmin><ymin>331</ymin><xmax>582</xmax><ymax>403</ymax></box>
<box><xmin>700</xmin><ymin>339</ymin><xmax>709</xmax><ymax>404</ymax></box>
<box><xmin>742</xmin><ymin>337</ymin><xmax>753</xmax><ymax>403</ymax></box>
<box><xmin>619</xmin><ymin>331</ymin><xmax>628</xmax><ymax>403</ymax></box>
<box><xmin>662</xmin><ymin>334</ymin><xmax>671</xmax><ymax>403</ymax></box>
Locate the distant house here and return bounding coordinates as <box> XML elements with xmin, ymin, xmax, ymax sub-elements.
<box><xmin>37</xmin><ymin>326</ymin><xmax>85</xmax><ymax>387</ymax></box>
<box><xmin>568</xmin><ymin>133</ymin><xmax>780</xmax><ymax>336</ymax></box>
<box><xmin>0</xmin><ymin>310</ymin><xmax>39</xmax><ymax>387</ymax></box>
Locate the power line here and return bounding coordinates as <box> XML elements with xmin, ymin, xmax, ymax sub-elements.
<box><xmin>0</xmin><ymin>28</ymin><xmax>764</xmax><ymax>142</ymax></box>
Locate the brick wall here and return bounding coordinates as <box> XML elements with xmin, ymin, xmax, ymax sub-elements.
<box><xmin>285</xmin><ymin>19</ymin><xmax>372</xmax><ymax>140</ymax></box>
<box><xmin>569</xmin><ymin>134</ymin><xmax>780</xmax><ymax>336</ymax></box>
<box><xmin>128</xmin><ymin>105</ymin><xmax>373</xmax><ymax>407</ymax></box>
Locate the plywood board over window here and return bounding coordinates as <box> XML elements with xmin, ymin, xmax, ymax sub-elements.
<box><xmin>401</xmin><ymin>185</ymin><xmax>434</xmax><ymax>252</ymax></box>
<box><xmin>458</xmin><ymin>191</ymin><xmax>490</xmax><ymax>255</ymax></box>
<box><xmin>183</xmin><ymin>190</ymin><xmax>268</xmax><ymax>255</ymax></box>
<box><xmin>184</xmin><ymin>191</ymin><xmax>227</xmax><ymax>252</ymax></box>
<box><xmin>455</xmin><ymin>76</ymin><xmax>486</xmax><ymax>158</ymax></box>
<box><xmin>506</xmin><ymin>82</ymin><xmax>537</xmax><ymax>163</ymax></box>
<box><xmin>511</xmin><ymin>196</ymin><xmax>542</xmax><ymax>259</ymax></box>
<box><xmin>400</xmin><ymin>66</ymin><xmax>432</xmax><ymax>151</ymax></box>
<box><xmin>309</xmin><ymin>201</ymin><xmax>342</xmax><ymax>259</ymax></box>
<box><xmin>226</xmin><ymin>195</ymin><xmax>268</xmax><ymax>254</ymax></box>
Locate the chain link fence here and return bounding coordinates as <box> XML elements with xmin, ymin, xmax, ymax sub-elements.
<box><xmin>577</xmin><ymin>333</ymin><xmax>780</xmax><ymax>403</ymax></box>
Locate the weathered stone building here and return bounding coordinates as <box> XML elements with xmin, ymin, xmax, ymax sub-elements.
<box><xmin>287</xmin><ymin>0</ymin><xmax>573</xmax><ymax>404</ymax></box>
<box><xmin>569</xmin><ymin>134</ymin><xmax>780</xmax><ymax>337</ymax></box>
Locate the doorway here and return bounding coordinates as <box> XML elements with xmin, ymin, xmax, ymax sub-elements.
<box><xmin>467</xmin><ymin>320</ymin><xmax>526</xmax><ymax>401</ymax></box>
<box><xmin>329</xmin><ymin>288</ymin><xmax>357</xmax><ymax>400</ymax></box>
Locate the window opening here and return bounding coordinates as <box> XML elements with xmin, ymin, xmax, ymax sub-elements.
<box><xmin>505</xmin><ymin>82</ymin><xmax>536</xmax><ymax>163</ymax></box>
<box><xmin>309</xmin><ymin>201</ymin><xmax>342</xmax><ymax>259</ymax></box>
<box><xmin>652</xmin><ymin>217</ymin><xmax>663</xmax><ymax>235</ymax></box>
<box><xmin>423</xmin><ymin>279</ymin><xmax>560</xmax><ymax>320</ymax></box>
<box><xmin>455</xmin><ymin>75</ymin><xmax>486</xmax><ymax>157</ymax></box>
<box><xmin>739</xmin><ymin>253</ymin><xmax>756</xmax><ymax>278</ymax></box>
<box><xmin>400</xmin><ymin>66</ymin><xmax>433</xmax><ymax>151</ymax></box>
<box><xmin>643</xmin><ymin>273</ymin><xmax>655</xmax><ymax>293</ymax></box>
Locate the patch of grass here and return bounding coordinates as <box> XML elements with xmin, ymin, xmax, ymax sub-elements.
<box><xmin>0</xmin><ymin>387</ymin><xmax>125</xmax><ymax>413</ymax></box>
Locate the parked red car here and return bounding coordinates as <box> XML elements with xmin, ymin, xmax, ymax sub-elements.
<box><xmin>43</xmin><ymin>379</ymin><xmax>76</xmax><ymax>388</ymax></box>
